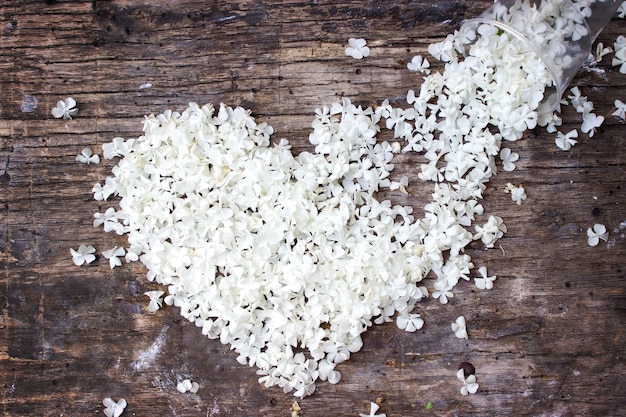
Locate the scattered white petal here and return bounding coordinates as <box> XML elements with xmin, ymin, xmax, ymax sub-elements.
<box><xmin>76</xmin><ymin>147</ymin><xmax>100</xmax><ymax>164</ymax></box>
<box><xmin>612</xmin><ymin>100</ymin><xmax>626</xmax><ymax>121</ymax></box>
<box><xmin>176</xmin><ymin>379</ymin><xmax>200</xmax><ymax>394</ymax></box>
<box><xmin>102</xmin><ymin>246</ymin><xmax>125</xmax><ymax>269</ymax></box>
<box><xmin>359</xmin><ymin>402</ymin><xmax>386</xmax><ymax>417</ymax></box>
<box><xmin>474</xmin><ymin>266</ymin><xmax>496</xmax><ymax>290</ymax></box>
<box><xmin>407</xmin><ymin>55</ymin><xmax>430</xmax><ymax>74</ymax></box>
<box><xmin>345</xmin><ymin>38</ymin><xmax>370</xmax><ymax>60</ymax></box>
<box><xmin>51</xmin><ymin>97</ymin><xmax>78</xmax><ymax>120</ymax></box>
<box><xmin>456</xmin><ymin>369</ymin><xmax>479</xmax><ymax>395</ymax></box>
<box><xmin>587</xmin><ymin>223</ymin><xmax>608</xmax><ymax>247</ymax></box>
<box><xmin>144</xmin><ymin>290</ymin><xmax>165</xmax><ymax>312</ymax></box>
<box><xmin>451</xmin><ymin>316</ymin><xmax>468</xmax><ymax>339</ymax></box>
<box><xmin>555</xmin><ymin>129</ymin><xmax>578</xmax><ymax>151</ymax></box>
<box><xmin>70</xmin><ymin>244</ymin><xmax>96</xmax><ymax>266</ymax></box>
<box><xmin>103</xmin><ymin>397</ymin><xmax>127</xmax><ymax>417</ymax></box>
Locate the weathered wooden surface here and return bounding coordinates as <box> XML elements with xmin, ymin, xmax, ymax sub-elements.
<box><xmin>1</xmin><ymin>1</ymin><xmax>625</xmax><ymax>416</ymax></box>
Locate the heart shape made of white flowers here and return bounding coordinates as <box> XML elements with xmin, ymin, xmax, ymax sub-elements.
<box><xmin>94</xmin><ymin>23</ymin><xmax>555</xmax><ymax>397</ymax></box>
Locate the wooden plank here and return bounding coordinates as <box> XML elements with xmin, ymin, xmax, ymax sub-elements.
<box><xmin>1</xmin><ymin>1</ymin><xmax>626</xmax><ymax>416</ymax></box>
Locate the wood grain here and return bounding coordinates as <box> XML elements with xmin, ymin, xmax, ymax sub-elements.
<box><xmin>1</xmin><ymin>1</ymin><xmax>625</xmax><ymax>416</ymax></box>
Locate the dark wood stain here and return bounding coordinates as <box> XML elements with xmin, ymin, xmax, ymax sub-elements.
<box><xmin>1</xmin><ymin>1</ymin><xmax>626</xmax><ymax>416</ymax></box>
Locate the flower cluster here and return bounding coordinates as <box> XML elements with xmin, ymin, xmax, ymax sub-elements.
<box><xmin>89</xmin><ymin>0</ymin><xmax>623</xmax><ymax>399</ymax></box>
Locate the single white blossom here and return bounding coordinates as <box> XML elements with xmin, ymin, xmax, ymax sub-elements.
<box><xmin>612</xmin><ymin>99</ymin><xmax>626</xmax><ymax>121</ymax></box>
<box><xmin>75</xmin><ymin>147</ymin><xmax>100</xmax><ymax>164</ymax></box>
<box><xmin>618</xmin><ymin>3</ymin><xmax>626</xmax><ymax>19</ymax></box>
<box><xmin>345</xmin><ymin>38</ymin><xmax>370</xmax><ymax>60</ymax></box>
<box><xmin>613</xmin><ymin>35</ymin><xmax>626</xmax><ymax>73</ymax></box>
<box><xmin>587</xmin><ymin>223</ymin><xmax>608</xmax><ymax>247</ymax></box>
<box><xmin>474</xmin><ymin>266</ymin><xmax>496</xmax><ymax>290</ymax></box>
<box><xmin>359</xmin><ymin>402</ymin><xmax>386</xmax><ymax>417</ymax></box>
<box><xmin>456</xmin><ymin>369</ymin><xmax>479</xmax><ymax>395</ymax></box>
<box><xmin>396</xmin><ymin>313</ymin><xmax>424</xmax><ymax>332</ymax></box>
<box><xmin>499</xmin><ymin>148</ymin><xmax>519</xmax><ymax>172</ymax></box>
<box><xmin>144</xmin><ymin>290</ymin><xmax>165</xmax><ymax>312</ymax></box>
<box><xmin>595</xmin><ymin>42</ymin><xmax>613</xmax><ymax>62</ymax></box>
<box><xmin>176</xmin><ymin>378</ymin><xmax>199</xmax><ymax>394</ymax></box>
<box><xmin>505</xmin><ymin>182</ymin><xmax>527</xmax><ymax>205</ymax></box>
<box><xmin>581</xmin><ymin>112</ymin><xmax>604</xmax><ymax>137</ymax></box>
<box><xmin>103</xmin><ymin>397</ymin><xmax>127</xmax><ymax>417</ymax></box>
<box><xmin>555</xmin><ymin>129</ymin><xmax>579</xmax><ymax>151</ymax></box>
<box><xmin>451</xmin><ymin>316</ymin><xmax>468</xmax><ymax>339</ymax></box>
<box><xmin>102</xmin><ymin>246</ymin><xmax>125</xmax><ymax>269</ymax></box>
<box><xmin>51</xmin><ymin>97</ymin><xmax>78</xmax><ymax>120</ymax></box>
<box><xmin>70</xmin><ymin>244</ymin><xmax>96</xmax><ymax>266</ymax></box>
<box><xmin>407</xmin><ymin>55</ymin><xmax>430</xmax><ymax>74</ymax></box>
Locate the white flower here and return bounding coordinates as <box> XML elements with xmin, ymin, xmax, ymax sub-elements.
<box><xmin>587</xmin><ymin>223</ymin><xmax>608</xmax><ymax>247</ymax></box>
<box><xmin>580</xmin><ymin>112</ymin><xmax>604</xmax><ymax>137</ymax></box>
<box><xmin>613</xmin><ymin>35</ymin><xmax>626</xmax><ymax>73</ymax></box>
<box><xmin>144</xmin><ymin>290</ymin><xmax>165</xmax><ymax>312</ymax></box>
<box><xmin>505</xmin><ymin>183</ymin><xmax>527</xmax><ymax>205</ymax></box>
<box><xmin>359</xmin><ymin>402</ymin><xmax>386</xmax><ymax>417</ymax></box>
<box><xmin>407</xmin><ymin>55</ymin><xmax>430</xmax><ymax>74</ymax></box>
<box><xmin>427</xmin><ymin>37</ymin><xmax>454</xmax><ymax>62</ymax></box>
<box><xmin>102</xmin><ymin>246</ymin><xmax>125</xmax><ymax>269</ymax></box>
<box><xmin>499</xmin><ymin>148</ymin><xmax>519</xmax><ymax>172</ymax></box>
<box><xmin>456</xmin><ymin>369</ymin><xmax>478</xmax><ymax>395</ymax></box>
<box><xmin>612</xmin><ymin>100</ymin><xmax>626</xmax><ymax>121</ymax></box>
<box><xmin>70</xmin><ymin>244</ymin><xmax>96</xmax><ymax>266</ymax></box>
<box><xmin>451</xmin><ymin>316</ymin><xmax>468</xmax><ymax>339</ymax></box>
<box><xmin>474</xmin><ymin>266</ymin><xmax>496</xmax><ymax>290</ymax></box>
<box><xmin>103</xmin><ymin>397</ymin><xmax>127</xmax><ymax>417</ymax></box>
<box><xmin>102</xmin><ymin>137</ymin><xmax>133</xmax><ymax>160</ymax></box>
<box><xmin>51</xmin><ymin>97</ymin><xmax>78</xmax><ymax>120</ymax></box>
<box><xmin>176</xmin><ymin>378</ymin><xmax>199</xmax><ymax>394</ymax></box>
<box><xmin>75</xmin><ymin>147</ymin><xmax>100</xmax><ymax>164</ymax></box>
<box><xmin>595</xmin><ymin>42</ymin><xmax>613</xmax><ymax>62</ymax></box>
<box><xmin>396</xmin><ymin>313</ymin><xmax>424</xmax><ymax>332</ymax></box>
<box><xmin>618</xmin><ymin>3</ymin><xmax>626</xmax><ymax>19</ymax></box>
<box><xmin>345</xmin><ymin>38</ymin><xmax>370</xmax><ymax>60</ymax></box>
<box><xmin>555</xmin><ymin>129</ymin><xmax>578</xmax><ymax>151</ymax></box>
<box><xmin>474</xmin><ymin>216</ymin><xmax>507</xmax><ymax>248</ymax></box>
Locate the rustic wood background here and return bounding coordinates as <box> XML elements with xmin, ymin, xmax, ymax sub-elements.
<box><xmin>1</xmin><ymin>1</ymin><xmax>625</xmax><ymax>416</ymax></box>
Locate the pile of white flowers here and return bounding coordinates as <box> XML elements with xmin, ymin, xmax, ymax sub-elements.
<box><xmin>89</xmin><ymin>0</ymin><xmax>623</xmax><ymax>399</ymax></box>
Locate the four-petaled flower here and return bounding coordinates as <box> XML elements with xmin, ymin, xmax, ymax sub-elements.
<box><xmin>474</xmin><ymin>266</ymin><xmax>496</xmax><ymax>290</ymax></box>
<box><xmin>555</xmin><ymin>129</ymin><xmax>578</xmax><ymax>151</ymax></box>
<box><xmin>613</xmin><ymin>35</ymin><xmax>626</xmax><ymax>74</ymax></box>
<box><xmin>70</xmin><ymin>244</ymin><xmax>96</xmax><ymax>266</ymax></box>
<box><xmin>587</xmin><ymin>223</ymin><xmax>608</xmax><ymax>247</ymax></box>
<box><xmin>581</xmin><ymin>112</ymin><xmax>604</xmax><ymax>137</ymax></box>
<box><xmin>176</xmin><ymin>378</ymin><xmax>200</xmax><ymax>394</ymax></box>
<box><xmin>102</xmin><ymin>246</ymin><xmax>125</xmax><ymax>269</ymax></box>
<box><xmin>396</xmin><ymin>313</ymin><xmax>424</xmax><ymax>332</ymax></box>
<box><xmin>345</xmin><ymin>38</ymin><xmax>370</xmax><ymax>60</ymax></box>
<box><xmin>103</xmin><ymin>397</ymin><xmax>127</xmax><ymax>417</ymax></box>
<box><xmin>499</xmin><ymin>148</ymin><xmax>519</xmax><ymax>172</ymax></box>
<box><xmin>76</xmin><ymin>147</ymin><xmax>100</xmax><ymax>164</ymax></box>
<box><xmin>407</xmin><ymin>55</ymin><xmax>430</xmax><ymax>74</ymax></box>
<box><xmin>612</xmin><ymin>99</ymin><xmax>626</xmax><ymax>121</ymax></box>
<box><xmin>451</xmin><ymin>315</ymin><xmax>468</xmax><ymax>339</ymax></box>
<box><xmin>359</xmin><ymin>402</ymin><xmax>386</xmax><ymax>417</ymax></box>
<box><xmin>145</xmin><ymin>290</ymin><xmax>165</xmax><ymax>312</ymax></box>
<box><xmin>51</xmin><ymin>97</ymin><xmax>78</xmax><ymax>120</ymax></box>
<box><xmin>456</xmin><ymin>369</ymin><xmax>479</xmax><ymax>395</ymax></box>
